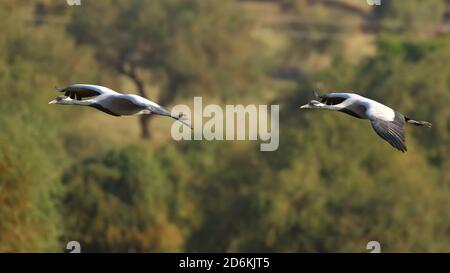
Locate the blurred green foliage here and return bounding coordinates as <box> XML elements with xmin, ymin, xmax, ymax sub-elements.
<box><xmin>0</xmin><ymin>1</ymin><xmax>100</xmax><ymax>251</ymax></box>
<box><xmin>0</xmin><ymin>0</ymin><xmax>449</xmax><ymax>252</ymax></box>
<box><xmin>62</xmin><ymin>145</ymin><xmax>184</xmax><ymax>252</ymax></box>
<box><xmin>373</xmin><ymin>0</ymin><xmax>446</xmax><ymax>36</ymax></box>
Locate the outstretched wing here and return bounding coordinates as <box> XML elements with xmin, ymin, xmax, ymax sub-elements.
<box><xmin>55</xmin><ymin>84</ymin><xmax>117</xmax><ymax>100</ymax></box>
<box><xmin>370</xmin><ymin>118</ymin><xmax>407</xmax><ymax>152</ymax></box>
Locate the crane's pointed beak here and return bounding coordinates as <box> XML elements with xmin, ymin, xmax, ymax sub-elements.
<box><xmin>48</xmin><ymin>99</ymin><xmax>57</xmax><ymax>105</ymax></box>
<box><xmin>299</xmin><ymin>104</ymin><xmax>310</xmax><ymax>109</ymax></box>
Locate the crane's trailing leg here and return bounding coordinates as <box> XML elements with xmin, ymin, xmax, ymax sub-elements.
<box><xmin>405</xmin><ymin>117</ymin><xmax>432</xmax><ymax>128</ymax></box>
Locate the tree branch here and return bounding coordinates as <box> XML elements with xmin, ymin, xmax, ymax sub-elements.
<box><xmin>118</xmin><ymin>62</ymin><xmax>152</xmax><ymax>139</ymax></box>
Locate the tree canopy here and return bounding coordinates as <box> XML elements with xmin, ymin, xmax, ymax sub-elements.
<box><xmin>0</xmin><ymin>0</ymin><xmax>449</xmax><ymax>252</ymax></box>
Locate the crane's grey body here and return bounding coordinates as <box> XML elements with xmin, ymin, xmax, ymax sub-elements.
<box><xmin>90</xmin><ymin>94</ymin><xmax>151</xmax><ymax>116</ymax></box>
<box><xmin>49</xmin><ymin>84</ymin><xmax>192</xmax><ymax>129</ymax></box>
<box><xmin>300</xmin><ymin>91</ymin><xmax>432</xmax><ymax>152</ymax></box>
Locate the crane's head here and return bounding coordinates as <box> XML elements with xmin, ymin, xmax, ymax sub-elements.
<box><xmin>300</xmin><ymin>88</ymin><xmax>325</xmax><ymax>109</ymax></box>
<box><xmin>48</xmin><ymin>95</ymin><xmax>72</xmax><ymax>105</ymax></box>
<box><xmin>299</xmin><ymin>100</ymin><xmax>324</xmax><ymax>110</ymax></box>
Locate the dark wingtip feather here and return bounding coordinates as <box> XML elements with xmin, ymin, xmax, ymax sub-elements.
<box><xmin>370</xmin><ymin>119</ymin><xmax>408</xmax><ymax>153</ymax></box>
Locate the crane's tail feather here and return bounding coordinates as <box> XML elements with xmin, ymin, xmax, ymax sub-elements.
<box><xmin>172</xmin><ymin>113</ymin><xmax>193</xmax><ymax>129</ymax></box>
<box><xmin>406</xmin><ymin>119</ymin><xmax>432</xmax><ymax>128</ymax></box>
<box><xmin>150</xmin><ymin>106</ymin><xmax>192</xmax><ymax>129</ymax></box>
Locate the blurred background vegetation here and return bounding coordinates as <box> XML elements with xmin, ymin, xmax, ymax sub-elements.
<box><xmin>0</xmin><ymin>0</ymin><xmax>449</xmax><ymax>252</ymax></box>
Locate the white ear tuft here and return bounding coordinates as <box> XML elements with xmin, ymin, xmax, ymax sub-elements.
<box><xmin>313</xmin><ymin>89</ymin><xmax>319</xmax><ymax>99</ymax></box>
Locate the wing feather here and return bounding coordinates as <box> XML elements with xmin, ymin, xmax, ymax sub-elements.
<box><xmin>370</xmin><ymin>118</ymin><xmax>407</xmax><ymax>152</ymax></box>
